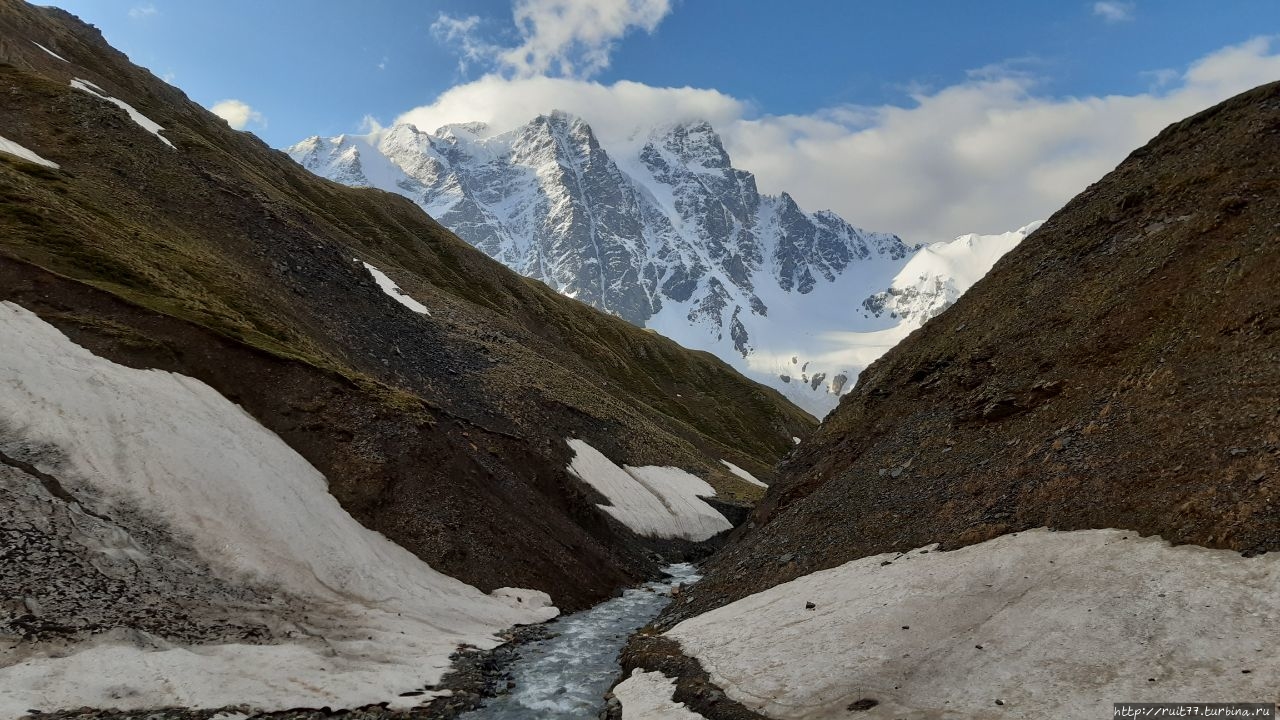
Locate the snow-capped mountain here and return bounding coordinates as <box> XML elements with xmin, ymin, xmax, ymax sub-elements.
<box><xmin>861</xmin><ymin>222</ymin><xmax>1043</xmax><ymax>325</ymax></box>
<box><xmin>289</xmin><ymin>114</ymin><xmax>1029</xmax><ymax>416</ymax></box>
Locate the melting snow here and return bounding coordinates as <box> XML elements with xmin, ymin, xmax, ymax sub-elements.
<box><xmin>360</xmin><ymin>260</ymin><xmax>431</xmax><ymax>315</ymax></box>
<box><xmin>613</xmin><ymin>669</ymin><xmax>705</xmax><ymax>719</ymax></box>
<box><xmin>0</xmin><ymin>302</ymin><xmax>556</xmax><ymax>715</ymax></box>
<box><xmin>668</xmin><ymin>528</ymin><xmax>1280</xmax><ymax>719</ymax></box>
<box><xmin>720</xmin><ymin>459</ymin><xmax>767</xmax><ymax>489</ymax></box>
<box><xmin>70</xmin><ymin>78</ymin><xmax>175</xmax><ymax>149</ymax></box>
<box><xmin>566</xmin><ymin>439</ymin><xmax>732</xmax><ymax>541</ymax></box>
<box><xmin>32</xmin><ymin>41</ymin><xmax>67</xmax><ymax>62</ymax></box>
<box><xmin>0</xmin><ymin>135</ymin><xmax>58</xmax><ymax>168</ymax></box>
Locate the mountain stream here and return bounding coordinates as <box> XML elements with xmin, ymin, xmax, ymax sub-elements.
<box><xmin>460</xmin><ymin>563</ymin><xmax>700</xmax><ymax>719</ymax></box>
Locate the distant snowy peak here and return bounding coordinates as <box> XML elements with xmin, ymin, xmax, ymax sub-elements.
<box><xmin>289</xmin><ymin>114</ymin><xmax>1031</xmax><ymax>417</ymax></box>
<box><xmin>862</xmin><ymin>222</ymin><xmax>1043</xmax><ymax>326</ymax></box>
<box><xmin>288</xmin><ymin>112</ymin><xmax>909</xmax><ymax>325</ymax></box>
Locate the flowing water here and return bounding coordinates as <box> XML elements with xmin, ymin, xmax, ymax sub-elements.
<box><xmin>461</xmin><ymin>563</ymin><xmax>700</xmax><ymax>719</ymax></box>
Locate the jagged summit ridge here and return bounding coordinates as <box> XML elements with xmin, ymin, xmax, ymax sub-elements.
<box><xmin>289</xmin><ymin>113</ymin><xmax>924</xmax><ymax>415</ymax></box>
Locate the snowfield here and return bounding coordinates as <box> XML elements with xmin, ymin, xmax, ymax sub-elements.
<box><xmin>360</xmin><ymin>259</ymin><xmax>431</xmax><ymax>314</ymax></box>
<box><xmin>667</xmin><ymin>528</ymin><xmax>1280</xmax><ymax>719</ymax></box>
<box><xmin>566</xmin><ymin>439</ymin><xmax>733</xmax><ymax>541</ymax></box>
<box><xmin>613</xmin><ymin>669</ymin><xmax>704</xmax><ymax>719</ymax></box>
<box><xmin>0</xmin><ymin>302</ymin><xmax>556</xmax><ymax>715</ymax></box>
<box><xmin>0</xmin><ymin>134</ymin><xmax>58</xmax><ymax>168</ymax></box>
<box><xmin>32</xmin><ymin>40</ymin><xmax>66</xmax><ymax>62</ymax></box>
<box><xmin>70</xmin><ymin>78</ymin><xmax>175</xmax><ymax>148</ymax></box>
<box><xmin>720</xmin><ymin>459</ymin><xmax>766</xmax><ymax>488</ymax></box>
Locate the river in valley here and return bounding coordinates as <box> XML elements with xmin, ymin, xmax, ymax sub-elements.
<box><xmin>460</xmin><ymin>563</ymin><xmax>700</xmax><ymax>719</ymax></box>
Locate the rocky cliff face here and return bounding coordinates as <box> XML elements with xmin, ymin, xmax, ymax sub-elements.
<box><xmin>289</xmin><ymin>115</ymin><xmax>926</xmax><ymax>416</ymax></box>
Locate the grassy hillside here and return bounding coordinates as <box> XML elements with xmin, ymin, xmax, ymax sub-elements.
<box><xmin>0</xmin><ymin>1</ymin><xmax>814</xmax><ymax>608</ymax></box>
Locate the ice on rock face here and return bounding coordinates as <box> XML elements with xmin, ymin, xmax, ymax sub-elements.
<box><xmin>288</xmin><ymin>114</ymin><xmax>1029</xmax><ymax>417</ymax></box>
<box><xmin>862</xmin><ymin>222</ymin><xmax>1042</xmax><ymax>326</ymax></box>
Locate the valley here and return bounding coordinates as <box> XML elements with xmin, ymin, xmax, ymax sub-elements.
<box><xmin>1</xmin><ymin>1</ymin><xmax>1277</xmax><ymax>719</ymax></box>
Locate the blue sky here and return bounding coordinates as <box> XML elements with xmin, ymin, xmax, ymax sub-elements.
<box><xmin>45</xmin><ymin>0</ymin><xmax>1280</xmax><ymax>241</ymax></box>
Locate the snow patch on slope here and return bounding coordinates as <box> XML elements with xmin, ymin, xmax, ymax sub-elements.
<box><xmin>70</xmin><ymin>78</ymin><xmax>175</xmax><ymax>149</ymax></box>
<box><xmin>668</xmin><ymin>528</ymin><xmax>1280</xmax><ymax>719</ymax></box>
<box><xmin>565</xmin><ymin>439</ymin><xmax>732</xmax><ymax>541</ymax></box>
<box><xmin>0</xmin><ymin>302</ymin><xmax>555</xmax><ymax>715</ymax></box>
<box><xmin>360</xmin><ymin>260</ymin><xmax>431</xmax><ymax>315</ymax></box>
<box><xmin>0</xmin><ymin>135</ymin><xmax>58</xmax><ymax>168</ymax></box>
<box><xmin>720</xmin><ymin>460</ymin><xmax>766</xmax><ymax>489</ymax></box>
<box><xmin>32</xmin><ymin>41</ymin><xmax>67</xmax><ymax>62</ymax></box>
<box><xmin>614</xmin><ymin>669</ymin><xmax>705</xmax><ymax>719</ymax></box>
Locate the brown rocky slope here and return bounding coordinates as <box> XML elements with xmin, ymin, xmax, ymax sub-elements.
<box><xmin>0</xmin><ymin>0</ymin><xmax>814</xmax><ymax>615</ymax></box>
<box><xmin>661</xmin><ymin>78</ymin><xmax>1280</xmax><ymax>629</ymax></box>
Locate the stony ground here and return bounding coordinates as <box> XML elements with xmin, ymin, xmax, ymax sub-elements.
<box><xmin>0</xmin><ymin>461</ymin><xmax>283</xmax><ymax>650</ymax></box>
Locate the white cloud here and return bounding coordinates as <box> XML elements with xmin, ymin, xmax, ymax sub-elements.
<box><xmin>433</xmin><ymin>0</ymin><xmax>671</xmax><ymax>79</ymax></box>
<box><xmin>128</xmin><ymin>4</ymin><xmax>157</xmax><ymax>19</ymax></box>
<box><xmin>210</xmin><ymin>99</ymin><xmax>266</xmax><ymax>131</ymax></box>
<box><xmin>1093</xmin><ymin>1</ymin><xmax>1135</xmax><ymax>23</ymax></box>
<box><xmin>396</xmin><ymin>75</ymin><xmax>744</xmax><ymax>141</ymax></box>
<box><xmin>394</xmin><ymin>37</ymin><xmax>1280</xmax><ymax>243</ymax></box>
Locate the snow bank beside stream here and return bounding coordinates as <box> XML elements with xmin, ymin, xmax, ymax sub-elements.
<box><xmin>0</xmin><ymin>302</ymin><xmax>556</xmax><ymax>715</ymax></box>
<box><xmin>668</xmin><ymin>528</ymin><xmax>1280</xmax><ymax>719</ymax></box>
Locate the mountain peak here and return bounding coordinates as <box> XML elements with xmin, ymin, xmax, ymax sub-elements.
<box><xmin>433</xmin><ymin>120</ymin><xmax>490</xmax><ymax>138</ymax></box>
<box><xmin>649</xmin><ymin>119</ymin><xmax>731</xmax><ymax>169</ymax></box>
<box><xmin>289</xmin><ymin>112</ymin><xmax>942</xmax><ymax>416</ymax></box>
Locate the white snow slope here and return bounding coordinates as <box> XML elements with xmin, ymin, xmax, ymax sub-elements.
<box><xmin>32</xmin><ymin>40</ymin><xmax>67</xmax><ymax>62</ymax></box>
<box><xmin>360</xmin><ymin>260</ymin><xmax>431</xmax><ymax>315</ymax></box>
<box><xmin>565</xmin><ymin>439</ymin><xmax>732</xmax><ymax>541</ymax></box>
<box><xmin>0</xmin><ymin>134</ymin><xmax>58</xmax><ymax>168</ymax></box>
<box><xmin>860</xmin><ymin>222</ymin><xmax>1042</xmax><ymax>326</ymax></box>
<box><xmin>289</xmin><ymin>116</ymin><xmax>1037</xmax><ymax>417</ymax></box>
<box><xmin>720</xmin><ymin>459</ymin><xmax>766</xmax><ymax>489</ymax></box>
<box><xmin>70</xmin><ymin>77</ymin><xmax>175</xmax><ymax>149</ymax></box>
<box><xmin>0</xmin><ymin>302</ymin><xmax>557</xmax><ymax>715</ymax></box>
<box><xmin>614</xmin><ymin>669</ymin><xmax>704</xmax><ymax>720</ymax></box>
<box><xmin>667</xmin><ymin>528</ymin><xmax>1280</xmax><ymax>719</ymax></box>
